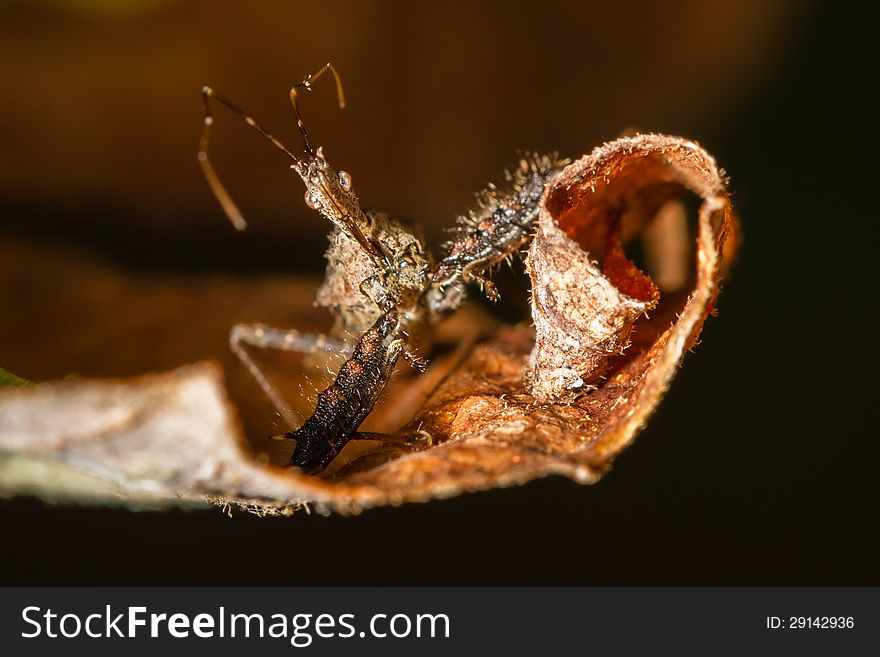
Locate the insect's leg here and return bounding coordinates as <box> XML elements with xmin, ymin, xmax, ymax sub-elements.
<box><xmin>351</xmin><ymin>431</ymin><xmax>433</xmax><ymax>447</ymax></box>
<box><xmin>230</xmin><ymin>323</ymin><xmax>347</xmax><ymax>425</ymax></box>
<box><xmin>231</xmin><ymin>324</ymin><xmax>346</xmax><ymax>354</ymax></box>
<box><xmin>461</xmin><ymin>263</ymin><xmax>500</xmax><ymax>302</ymax></box>
<box><xmin>285</xmin><ymin>309</ymin><xmax>404</xmax><ymax>474</ymax></box>
<box><xmin>403</xmin><ymin>348</ymin><xmax>429</xmax><ymax>372</ymax></box>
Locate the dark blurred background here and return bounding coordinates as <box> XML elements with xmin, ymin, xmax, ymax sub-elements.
<box><xmin>1</xmin><ymin>0</ymin><xmax>877</xmax><ymax>584</ymax></box>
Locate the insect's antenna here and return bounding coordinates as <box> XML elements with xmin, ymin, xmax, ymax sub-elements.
<box><xmin>289</xmin><ymin>63</ymin><xmax>346</xmax><ymax>154</ymax></box>
<box><xmin>199</xmin><ymin>86</ymin><xmax>302</xmax><ymax>230</ymax></box>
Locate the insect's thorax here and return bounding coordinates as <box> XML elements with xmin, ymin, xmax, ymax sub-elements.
<box><xmin>316</xmin><ymin>210</ymin><xmax>431</xmax><ymax>344</ymax></box>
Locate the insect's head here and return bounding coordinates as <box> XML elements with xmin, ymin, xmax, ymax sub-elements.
<box><xmin>291</xmin><ymin>148</ymin><xmax>363</xmax><ymax>239</ymax></box>
<box><xmin>283</xmin><ymin>66</ymin><xmax>395</xmax><ymax>266</ymax></box>
<box><xmin>290</xmin><ymin>144</ymin><xmax>398</xmax><ymax>271</ymax></box>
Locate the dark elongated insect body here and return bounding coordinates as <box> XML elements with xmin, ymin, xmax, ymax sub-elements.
<box><xmin>199</xmin><ymin>64</ymin><xmax>566</xmax><ymax>474</ymax></box>
<box><xmin>286</xmin><ymin>309</ymin><xmax>402</xmax><ymax>474</ymax></box>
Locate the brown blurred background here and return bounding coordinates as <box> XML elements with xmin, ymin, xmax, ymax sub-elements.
<box><xmin>0</xmin><ymin>0</ymin><xmax>802</xmax><ymax>258</ymax></box>
<box><xmin>2</xmin><ymin>0</ymin><xmax>878</xmax><ymax>585</ymax></box>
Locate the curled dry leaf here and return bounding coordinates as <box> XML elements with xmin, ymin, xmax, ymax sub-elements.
<box><xmin>526</xmin><ymin>215</ymin><xmax>660</xmax><ymax>401</ymax></box>
<box><xmin>0</xmin><ymin>134</ymin><xmax>736</xmax><ymax>514</ymax></box>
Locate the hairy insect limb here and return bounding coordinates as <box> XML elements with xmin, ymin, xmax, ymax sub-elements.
<box><xmin>284</xmin><ymin>309</ymin><xmax>405</xmax><ymax>474</ymax></box>
<box><xmin>230</xmin><ymin>324</ymin><xmax>348</xmax><ymax>423</ymax></box>
<box><xmin>427</xmin><ymin>153</ymin><xmax>569</xmax><ymax>315</ymax></box>
<box><xmin>231</xmin><ymin>323</ymin><xmax>347</xmax><ymax>354</ymax></box>
<box><xmin>403</xmin><ymin>348</ymin><xmax>429</xmax><ymax>372</ymax></box>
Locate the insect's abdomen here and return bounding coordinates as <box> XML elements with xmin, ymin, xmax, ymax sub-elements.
<box><xmin>430</xmin><ymin>153</ymin><xmax>567</xmax><ymax>312</ymax></box>
<box><xmin>286</xmin><ymin>309</ymin><xmax>402</xmax><ymax>474</ymax></box>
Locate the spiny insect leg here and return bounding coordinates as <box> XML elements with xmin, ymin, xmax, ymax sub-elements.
<box><xmin>403</xmin><ymin>348</ymin><xmax>429</xmax><ymax>372</ymax></box>
<box><xmin>285</xmin><ymin>309</ymin><xmax>404</xmax><ymax>474</ymax></box>
<box><xmin>230</xmin><ymin>323</ymin><xmax>347</xmax><ymax>424</ymax></box>
<box><xmin>465</xmin><ymin>270</ymin><xmax>500</xmax><ymax>302</ymax></box>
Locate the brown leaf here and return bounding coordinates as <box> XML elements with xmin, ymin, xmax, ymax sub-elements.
<box><xmin>0</xmin><ymin>134</ymin><xmax>736</xmax><ymax>514</ymax></box>
<box><xmin>526</xmin><ymin>214</ymin><xmax>659</xmax><ymax>401</ymax></box>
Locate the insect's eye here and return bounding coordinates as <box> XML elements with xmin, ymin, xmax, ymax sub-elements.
<box><xmin>338</xmin><ymin>170</ymin><xmax>352</xmax><ymax>191</ymax></box>
<box><xmin>304</xmin><ymin>191</ymin><xmax>320</xmax><ymax>210</ymax></box>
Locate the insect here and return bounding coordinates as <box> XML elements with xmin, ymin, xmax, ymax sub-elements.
<box><xmin>199</xmin><ymin>64</ymin><xmax>567</xmax><ymax>474</ymax></box>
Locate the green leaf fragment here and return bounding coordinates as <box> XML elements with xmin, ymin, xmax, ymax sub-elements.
<box><xmin>0</xmin><ymin>367</ymin><xmax>33</xmax><ymax>387</ymax></box>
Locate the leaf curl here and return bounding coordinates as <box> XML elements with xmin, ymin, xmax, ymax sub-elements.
<box><xmin>0</xmin><ymin>134</ymin><xmax>737</xmax><ymax>513</ymax></box>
